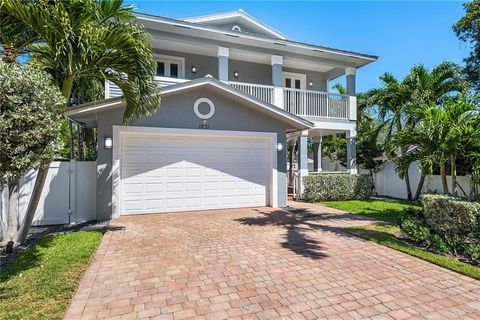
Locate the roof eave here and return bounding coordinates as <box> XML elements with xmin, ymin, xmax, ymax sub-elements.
<box><xmin>135</xmin><ymin>12</ymin><xmax>378</xmax><ymax>65</ymax></box>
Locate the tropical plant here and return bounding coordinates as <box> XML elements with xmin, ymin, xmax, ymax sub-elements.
<box><xmin>368</xmin><ymin>63</ymin><xmax>467</xmax><ymax>199</ymax></box>
<box><xmin>1</xmin><ymin>0</ymin><xmax>160</xmax><ymax>245</ymax></box>
<box><xmin>391</xmin><ymin>96</ymin><xmax>479</xmax><ymax>198</ymax></box>
<box><xmin>366</xmin><ymin>73</ymin><xmax>414</xmax><ymax>199</ymax></box>
<box><xmin>0</xmin><ymin>62</ymin><xmax>64</xmax><ymax>244</ymax></box>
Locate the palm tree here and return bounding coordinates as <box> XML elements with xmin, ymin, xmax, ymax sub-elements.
<box><xmin>369</xmin><ymin>63</ymin><xmax>467</xmax><ymax>200</ymax></box>
<box><xmin>393</xmin><ymin>97</ymin><xmax>479</xmax><ymax>197</ymax></box>
<box><xmin>1</xmin><ymin>0</ymin><xmax>160</xmax><ymax>244</ymax></box>
<box><xmin>442</xmin><ymin>97</ymin><xmax>479</xmax><ymax>195</ymax></box>
<box><xmin>367</xmin><ymin>73</ymin><xmax>414</xmax><ymax>199</ymax></box>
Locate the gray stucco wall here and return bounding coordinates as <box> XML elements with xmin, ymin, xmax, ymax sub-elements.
<box><xmin>154</xmin><ymin>49</ymin><xmax>218</xmax><ymax>79</ymax></box>
<box><xmin>283</xmin><ymin>67</ymin><xmax>329</xmax><ymax>92</ymax></box>
<box><xmin>228</xmin><ymin>59</ymin><xmax>272</xmax><ymax>85</ymax></box>
<box><xmin>153</xmin><ymin>49</ymin><xmax>328</xmax><ymax>91</ymax></box>
<box><xmin>95</xmin><ymin>88</ymin><xmax>290</xmax><ymax>220</ymax></box>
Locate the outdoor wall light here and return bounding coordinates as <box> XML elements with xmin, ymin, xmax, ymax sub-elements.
<box><xmin>308</xmin><ymin>81</ymin><xmax>313</xmax><ymax>87</ymax></box>
<box><xmin>233</xmin><ymin>70</ymin><xmax>239</xmax><ymax>78</ymax></box>
<box><xmin>104</xmin><ymin>137</ymin><xmax>113</xmax><ymax>149</ymax></box>
<box><xmin>191</xmin><ymin>66</ymin><xmax>197</xmax><ymax>73</ymax></box>
<box><xmin>277</xmin><ymin>142</ymin><xmax>284</xmax><ymax>152</ymax></box>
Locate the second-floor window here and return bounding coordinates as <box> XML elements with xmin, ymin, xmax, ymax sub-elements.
<box><xmin>155</xmin><ymin>55</ymin><xmax>185</xmax><ymax>78</ymax></box>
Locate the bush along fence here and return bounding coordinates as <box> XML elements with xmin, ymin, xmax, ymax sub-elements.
<box><xmin>303</xmin><ymin>174</ymin><xmax>373</xmax><ymax>202</ymax></box>
<box><xmin>400</xmin><ymin>194</ymin><xmax>480</xmax><ymax>264</ymax></box>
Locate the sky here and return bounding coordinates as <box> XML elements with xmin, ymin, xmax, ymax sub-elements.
<box><xmin>124</xmin><ymin>1</ymin><xmax>470</xmax><ymax>92</ymax></box>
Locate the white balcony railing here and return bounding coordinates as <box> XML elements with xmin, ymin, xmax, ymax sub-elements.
<box><xmin>283</xmin><ymin>88</ymin><xmax>349</xmax><ymax>119</ymax></box>
<box><xmin>228</xmin><ymin>81</ymin><xmax>274</xmax><ymax>104</ymax></box>
<box><xmin>105</xmin><ymin>77</ymin><xmax>353</xmax><ymax>120</ymax></box>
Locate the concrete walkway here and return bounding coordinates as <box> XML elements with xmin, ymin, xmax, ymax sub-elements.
<box><xmin>65</xmin><ymin>204</ymin><xmax>480</xmax><ymax>319</ymax></box>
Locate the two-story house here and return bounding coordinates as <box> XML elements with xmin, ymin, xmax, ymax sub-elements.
<box><xmin>65</xmin><ymin>10</ymin><xmax>377</xmax><ymax>220</ymax></box>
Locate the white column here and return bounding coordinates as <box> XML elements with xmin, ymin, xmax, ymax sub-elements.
<box><xmin>346</xmin><ymin>67</ymin><xmax>357</xmax><ymax>121</ymax></box>
<box><xmin>297</xmin><ymin>130</ymin><xmax>309</xmax><ymax>197</ymax></box>
<box><xmin>347</xmin><ymin>129</ymin><xmax>357</xmax><ymax>174</ymax></box>
<box><xmin>313</xmin><ymin>136</ymin><xmax>322</xmax><ymax>172</ymax></box>
<box><xmin>271</xmin><ymin>55</ymin><xmax>284</xmax><ymax>109</ymax></box>
<box><xmin>217</xmin><ymin>47</ymin><xmax>229</xmax><ymax>82</ymax></box>
<box><xmin>345</xmin><ymin>67</ymin><xmax>356</xmax><ymax>95</ymax></box>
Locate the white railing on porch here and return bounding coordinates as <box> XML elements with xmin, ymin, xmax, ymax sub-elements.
<box><xmin>283</xmin><ymin>88</ymin><xmax>349</xmax><ymax>119</ymax></box>
<box><xmin>105</xmin><ymin>78</ymin><xmax>353</xmax><ymax>121</ymax></box>
<box><xmin>228</xmin><ymin>81</ymin><xmax>274</xmax><ymax>104</ymax></box>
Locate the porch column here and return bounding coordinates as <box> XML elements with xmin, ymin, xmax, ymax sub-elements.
<box><xmin>313</xmin><ymin>136</ymin><xmax>322</xmax><ymax>172</ymax></box>
<box><xmin>347</xmin><ymin>129</ymin><xmax>357</xmax><ymax>174</ymax></box>
<box><xmin>297</xmin><ymin>130</ymin><xmax>309</xmax><ymax>197</ymax></box>
<box><xmin>346</xmin><ymin>67</ymin><xmax>357</xmax><ymax>121</ymax></box>
<box><xmin>345</xmin><ymin>67</ymin><xmax>356</xmax><ymax>95</ymax></box>
<box><xmin>218</xmin><ymin>47</ymin><xmax>229</xmax><ymax>82</ymax></box>
<box><xmin>271</xmin><ymin>55</ymin><xmax>284</xmax><ymax>109</ymax></box>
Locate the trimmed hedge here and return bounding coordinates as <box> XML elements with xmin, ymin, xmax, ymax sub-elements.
<box><xmin>422</xmin><ymin>194</ymin><xmax>480</xmax><ymax>242</ymax></box>
<box><xmin>399</xmin><ymin>195</ymin><xmax>480</xmax><ymax>263</ymax></box>
<box><xmin>303</xmin><ymin>174</ymin><xmax>373</xmax><ymax>202</ymax></box>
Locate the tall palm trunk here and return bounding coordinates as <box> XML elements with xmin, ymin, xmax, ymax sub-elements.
<box><xmin>396</xmin><ymin>118</ymin><xmax>412</xmax><ymax>200</ymax></box>
<box><xmin>400</xmin><ymin>147</ymin><xmax>413</xmax><ymax>200</ymax></box>
<box><xmin>5</xmin><ymin>184</ymin><xmax>18</xmax><ymax>244</ymax></box>
<box><xmin>413</xmin><ymin>174</ymin><xmax>426</xmax><ymax>201</ymax></box>
<box><xmin>15</xmin><ymin>165</ymin><xmax>49</xmax><ymax>244</ymax></box>
<box><xmin>439</xmin><ymin>158</ymin><xmax>449</xmax><ymax>194</ymax></box>
<box><xmin>15</xmin><ymin>78</ymin><xmax>74</xmax><ymax>245</ymax></box>
<box><xmin>450</xmin><ymin>156</ymin><xmax>458</xmax><ymax>196</ymax></box>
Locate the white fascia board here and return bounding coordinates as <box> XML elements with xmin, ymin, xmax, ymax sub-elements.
<box><xmin>63</xmin><ymin>98</ymin><xmax>123</xmax><ymax>117</ymax></box>
<box><xmin>136</xmin><ymin>14</ymin><xmax>378</xmax><ymax>64</ymax></box>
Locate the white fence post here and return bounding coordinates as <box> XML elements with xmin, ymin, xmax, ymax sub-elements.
<box><xmin>273</xmin><ymin>87</ymin><xmax>284</xmax><ymax>109</ymax></box>
<box><xmin>69</xmin><ymin>160</ymin><xmax>76</xmax><ymax>224</ymax></box>
<box><xmin>349</xmin><ymin>96</ymin><xmax>357</xmax><ymax>121</ymax></box>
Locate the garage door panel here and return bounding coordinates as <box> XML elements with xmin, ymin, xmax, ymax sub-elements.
<box><xmin>120</xmin><ymin>132</ymin><xmax>271</xmax><ymax>214</ymax></box>
<box><xmin>145</xmin><ymin>183</ymin><xmax>163</xmax><ymax>193</ymax></box>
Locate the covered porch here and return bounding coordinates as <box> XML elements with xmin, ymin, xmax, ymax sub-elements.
<box><xmin>287</xmin><ymin>124</ymin><xmax>357</xmax><ymax>199</ymax></box>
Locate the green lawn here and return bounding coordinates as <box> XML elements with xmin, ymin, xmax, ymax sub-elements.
<box><xmin>346</xmin><ymin>224</ymin><xmax>480</xmax><ymax>280</ymax></box>
<box><xmin>0</xmin><ymin>230</ymin><xmax>103</xmax><ymax>320</ymax></box>
<box><xmin>321</xmin><ymin>199</ymin><xmax>421</xmax><ymax>224</ymax></box>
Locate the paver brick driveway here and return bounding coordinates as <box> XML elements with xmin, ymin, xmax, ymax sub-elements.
<box><xmin>65</xmin><ymin>205</ymin><xmax>480</xmax><ymax>319</ymax></box>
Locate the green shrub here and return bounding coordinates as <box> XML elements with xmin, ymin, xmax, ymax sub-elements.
<box><xmin>421</xmin><ymin>194</ymin><xmax>480</xmax><ymax>243</ymax></box>
<box><xmin>430</xmin><ymin>234</ymin><xmax>451</xmax><ymax>253</ymax></box>
<box><xmin>399</xmin><ymin>214</ymin><xmax>431</xmax><ymax>244</ymax></box>
<box><xmin>400</xmin><ymin>196</ymin><xmax>480</xmax><ymax>264</ymax></box>
<box><xmin>464</xmin><ymin>244</ymin><xmax>480</xmax><ymax>263</ymax></box>
<box><xmin>303</xmin><ymin>174</ymin><xmax>372</xmax><ymax>202</ymax></box>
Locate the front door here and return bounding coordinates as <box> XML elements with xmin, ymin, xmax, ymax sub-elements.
<box><xmin>283</xmin><ymin>72</ymin><xmax>306</xmax><ymax>114</ymax></box>
<box><xmin>283</xmin><ymin>72</ymin><xmax>306</xmax><ymax>90</ymax></box>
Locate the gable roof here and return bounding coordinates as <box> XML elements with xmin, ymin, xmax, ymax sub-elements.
<box><xmin>64</xmin><ymin>77</ymin><xmax>314</xmax><ymax>131</ymax></box>
<box><xmin>135</xmin><ymin>12</ymin><xmax>378</xmax><ymax>70</ymax></box>
<box><xmin>183</xmin><ymin>9</ymin><xmax>291</xmax><ymax>40</ymax></box>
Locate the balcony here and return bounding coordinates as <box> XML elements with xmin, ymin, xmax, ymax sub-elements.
<box><xmin>105</xmin><ymin>77</ymin><xmax>356</xmax><ymax>121</ymax></box>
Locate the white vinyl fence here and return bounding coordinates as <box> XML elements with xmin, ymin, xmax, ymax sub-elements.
<box><xmin>0</xmin><ymin>161</ymin><xmax>96</xmax><ymax>226</ymax></box>
<box><xmin>373</xmin><ymin>161</ymin><xmax>472</xmax><ymax>199</ymax></box>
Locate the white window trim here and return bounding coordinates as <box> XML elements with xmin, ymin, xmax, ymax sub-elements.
<box><xmin>282</xmin><ymin>72</ymin><xmax>307</xmax><ymax>90</ymax></box>
<box><xmin>155</xmin><ymin>54</ymin><xmax>185</xmax><ymax>79</ymax></box>
<box><xmin>111</xmin><ymin>126</ymin><xmax>278</xmax><ymax>218</ymax></box>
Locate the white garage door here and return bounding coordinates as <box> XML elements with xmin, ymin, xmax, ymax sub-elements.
<box><xmin>120</xmin><ymin>132</ymin><xmax>272</xmax><ymax>214</ymax></box>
